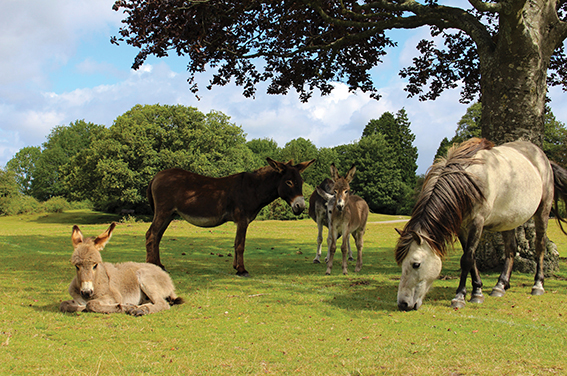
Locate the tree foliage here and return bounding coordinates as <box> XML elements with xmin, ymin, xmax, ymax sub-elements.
<box><xmin>64</xmin><ymin>104</ymin><xmax>256</xmax><ymax>213</ymax></box>
<box><xmin>112</xmin><ymin>1</ymin><xmax>567</xmax><ymax>145</ymax></box>
<box><xmin>31</xmin><ymin>120</ymin><xmax>106</xmax><ymax>201</ymax></box>
<box><xmin>436</xmin><ymin>103</ymin><xmax>567</xmax><ymax>165</ymax></box>
<box><xmin>6</xmin><ymin>146</ymin><xmax>41</xmax><ymax>195</ymax></box>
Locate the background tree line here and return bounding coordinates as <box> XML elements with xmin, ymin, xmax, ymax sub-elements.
<box><xmin>1</xmin><ymin>104</ymin><xmax>419</xmax><ymax>218</ymax></box>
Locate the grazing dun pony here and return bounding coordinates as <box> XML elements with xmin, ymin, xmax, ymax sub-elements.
<box><xmin>60</xmin><ymin>223</ymin><xmax>183</xmax><ymax>316</ymax></box>
<box><xmin>317</xmin><ymin>165</ymin><xmax>369</xmax><ymax>275</ymax></box>
<box><xmin>309</xmin><ymin>177</ymin><xmax>353</xmax><ymax>263</ymax></box>
<box><xmin>395</xmin><ymin>138</ymin><xmax>567</xmax><ymax>311</ymax></box>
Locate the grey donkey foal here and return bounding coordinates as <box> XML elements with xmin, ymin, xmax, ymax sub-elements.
<box><xmin>60</xmin><ymin>223</ymin><xmax>183</xmax><ymax>316</ymax></box>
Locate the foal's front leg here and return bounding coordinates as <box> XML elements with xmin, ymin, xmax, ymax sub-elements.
<box><xmin>313</xmin><ymin>218</ymin><xmax>325</xmax><ymax>264</ymax></box>
<box><xmin>325</xmin><ymin>230</ymin><xmax>338</xmax><ymax>275</ymax></box>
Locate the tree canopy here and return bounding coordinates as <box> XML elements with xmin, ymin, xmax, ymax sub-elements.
<box><xmin>112</xmin><ymin>0</ymin><xmax>567</xmax><ymax>146</ymax></box>
<box><xmin>63</xmin><ymin>104</ymin><xmax>257</xmax><ymax>212</ymax></box>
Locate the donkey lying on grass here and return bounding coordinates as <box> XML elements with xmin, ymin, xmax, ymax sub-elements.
<box><xmin>60</xmin><ymin>223</ymin><xmax>183</xmax><ymax>316</ymax></box>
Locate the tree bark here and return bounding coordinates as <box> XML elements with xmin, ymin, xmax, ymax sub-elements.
<box><xmin>475</xmin><ymin>0</ymin><xmax>563</xmax><ymax>273</ymax></box>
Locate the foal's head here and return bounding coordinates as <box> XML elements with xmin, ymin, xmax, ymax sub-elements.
<box><xmin>70</xmin><ymin>223</ymin><xmax>116</xmax><ymax>299</ymax></box>
<box><xmin>330</xmin><ymin>164</ymin><xmax>356</xmax><ymax>212</ymax></box>
<box><xmin>267</xmin><ymin>157</ymin><xmax>315</xmax><ymax>215</ymax></box>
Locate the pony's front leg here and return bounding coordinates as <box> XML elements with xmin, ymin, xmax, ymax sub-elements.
<box><xmin>490</xmin><ymin>230</ymin><xmax>516</xmax><ymax>298</ymax></box>
<box><xmin>452</xmin><ymin>227</ymin><xmax>484</xmax><ymax>308</ymax></box>
<box><xmin>233</xmin><ymin>221</ymin><xmax>250</xmax><ymax>277</ymax></box>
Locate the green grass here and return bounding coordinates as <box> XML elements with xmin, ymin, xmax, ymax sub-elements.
<box><xmin>1</xmin><ymin>210</ymin><xmax>567</xmax><ymax>375</ymax></box>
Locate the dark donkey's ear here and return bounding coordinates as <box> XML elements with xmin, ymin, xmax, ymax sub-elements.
<box><xmin>71</xmin><ymin>225</ymin><xmax>84</xmax><ymax>248</ymax></box>
<box><xmin>266</xmin><ymin>157</ymin><xmax>286</xmax><ymax>173</ymax></box>
<box><xmin>295</xmin><ymin>159</ymin><xmax>315</xmax><ymax>173</ymax></box>
<box><xmin>94</xmin><ymin>222</ymin><xmax>117</xmax><ymax>251</ymax></box>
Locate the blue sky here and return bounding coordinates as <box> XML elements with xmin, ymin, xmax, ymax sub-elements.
<box><xmin>2</xmin><ymin>0</ymin><xmax>567</xmax><ymax>174</ymax></box>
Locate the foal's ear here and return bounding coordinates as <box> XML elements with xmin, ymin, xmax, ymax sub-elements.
<box><xmin>94</xmin><ymin>222</ymin><xmax>117</xmax><ymax>251</ymax></box>
<box><xmin>266</xmin><ymin>157</ymin><xmax>286</xmax><ymax>173</ymax></box>
<box><xmin>295</xmin><ymin>159</ymin><xmax>315</xmax><ymax>173</ymax></box>
<box><xmin>330</xmin><ymin>163</ymin><xmax>340</xmax><ymax>181</ymax></box>
<box><xmin>345</xmin><ymin>165</ymin><xmax>356</xmax><ymax>183</ymax></box>
<box><xmin>71</xmin><ymin>225</ymin><xmax>84</xmax><ymax>248</ymax></box>
<box><xmin>316</xmin><ymin>186</ymin><xmax>333</xmax><ymax>202</ymax></box>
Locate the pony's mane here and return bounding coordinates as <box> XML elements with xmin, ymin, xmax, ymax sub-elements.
<box><xmin>394</xmin><ymin>138</ymin><xmax>493</xmax><ymax>265</ymax></box>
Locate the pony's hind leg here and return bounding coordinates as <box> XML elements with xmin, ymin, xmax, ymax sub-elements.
<box><xmin>490</xmin><ymin>229</ymin><xmax>516</xmax><ymax>297</ymax></box>
<box><xmin>532</xmin><ymin>211</ymin><xmax>549</xmax><ymax>296</ymax></box>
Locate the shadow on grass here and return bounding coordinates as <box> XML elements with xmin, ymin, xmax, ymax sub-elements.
<box><xmin>32</xmin><ymin>210</ymin><xmax>122</xmax><ymax>225</ymax></box>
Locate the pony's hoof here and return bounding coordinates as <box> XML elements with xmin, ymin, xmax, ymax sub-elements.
<box><xmin>348</xmin><ymin>257</ymin><xmax>354</xmax><ymax>261</ymax></box>
<box><xmin>451</xmin><ymin>298</ymin><xmax>466</xmax><ymax>309</ymax></box>
<box><xmin>490</xmin><ymin>287</ymin><xmax>506</xmax><ymax>297</ymax></box>
<box><xmin>313</xmin><ymin>259</ymin><xmax>321</xmax><ymax>264</ymax></box>
<box><xmin>531</xmin><ymin>287</ymin><xmax>545</xmax><ymax>296</ymax></box>
<box><xmin>236</xmin><ymin>271</ymin><xmax>250</xmax><ymax>278</ymax></box>
<box><xmin>469</xmin><ymin>294</ymin><xmax>485</xmax><ymax>304</ymax></box>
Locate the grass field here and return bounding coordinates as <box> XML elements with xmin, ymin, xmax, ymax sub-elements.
<box><xmin>1</xmin><ymin>210</ymin><xmax>566</xmax><ymax>375</ymax></box>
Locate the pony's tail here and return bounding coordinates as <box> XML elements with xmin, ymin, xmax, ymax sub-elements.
<box><xmin>147</xmin><ymin>177</ymin><xmax>155</xmax><ymax>214</ymax></box>
<box><xmin>550</xmin><ymin>161</ymin><xmax>567</xmax><ymax>235</ymax></box>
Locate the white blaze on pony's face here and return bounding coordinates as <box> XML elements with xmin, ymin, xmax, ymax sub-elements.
<box><xmin>70</xmin><ymin>223</ymin><xmax>115</xmax><ymax>299</ymax></box>
<box><xmin>397</xmin><ymin>239</ymin><xmax>442</xmax><ymax>311</ymax></box>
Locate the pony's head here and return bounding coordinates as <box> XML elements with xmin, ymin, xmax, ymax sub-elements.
<box><xmin>395</xmin><ymin>229</ymin><xmax>442</xmax><ymax>311</ymax></box>
<box><xmin>70</xmin><ymin>223</ymin><xmax>116</xmax><ymax>299</ymax></box>
<box><xmin>267</xmin><ymin>157</ymin><xmax>315</xmax><ymax>215</ymax></box>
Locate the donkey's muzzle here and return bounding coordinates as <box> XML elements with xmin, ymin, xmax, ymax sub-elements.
<box><xmin>291</xmin><ymin>196</ymin><xmax>306</xmax><ymax>215</ymax></box>
<box><xmin>80</xmin><ymin>281</ymin><xmax>94</xmax><ymax>298</ymax></box>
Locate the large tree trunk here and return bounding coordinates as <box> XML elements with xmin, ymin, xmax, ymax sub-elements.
<box><xmin>475</xmin><ymin>1</ymin><xmax>560</xmax><ymax>273</ymax></box>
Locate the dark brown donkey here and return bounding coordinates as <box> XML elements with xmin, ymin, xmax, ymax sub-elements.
<box><xmin>146</xmin><ymin>158</ymin><xmax>315</xmax><ymax>276</ymax></box>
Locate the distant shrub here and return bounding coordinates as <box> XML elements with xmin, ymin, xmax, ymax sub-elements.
<box><xmin>257</xmin><ymin>183</ymin><xmax>314</xmax><ymax>221</ymax></box>
<box><xmin>41</xmin><ymin>197</ymin><xmax>70</xmax><ymax>213</ymax></box>
<box><xmin>0</xmin><ymin>195</ymin><xmax>40</xmax><ymax>215</ymax></box>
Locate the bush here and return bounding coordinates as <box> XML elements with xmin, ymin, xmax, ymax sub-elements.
<box><xmin>257</xmin><ymin>183</ymin><xmax>314</xmax><ymax>221</ymax></box>
<box><xmin>0</xmin><ymin>195</ymin><xmax>40</xmax><ymax>215</ymax></box>
<box><xmin>41</xmin><ymin>197</ymin><xmax>70</xmax><ymax>213</ymax></box>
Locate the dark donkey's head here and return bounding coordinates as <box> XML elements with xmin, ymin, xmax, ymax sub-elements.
<box><xmin>267</xmin><ymin>157</ymin><xmax>315</xmax><ymax>215</ymax></box>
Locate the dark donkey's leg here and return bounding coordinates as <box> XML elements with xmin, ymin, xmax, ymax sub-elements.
<box><xmin>146</xmin><ymin>211</ymin><xmax>174</xmax><ymax>270</ymax></box>
<box><xmin>490</xmin><ymin>229</ymin><xmax>516</xmax><ymax>297</ymax></box>
<box><xmin>233</xmin><ymin>220</ymin><xmax>250</xmax><ymax>277</ymax></box>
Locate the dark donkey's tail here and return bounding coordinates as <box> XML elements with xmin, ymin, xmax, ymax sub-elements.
<box><xmin>550</xmin><ymin>161</ymin><xmax>567</xmax><ymax>234</ymax></box>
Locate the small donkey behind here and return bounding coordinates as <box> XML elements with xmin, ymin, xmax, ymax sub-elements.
<box><xmin>60</xmin><ymin>223</ymin><xmax>183</xmax><ymax>316</ymax></box>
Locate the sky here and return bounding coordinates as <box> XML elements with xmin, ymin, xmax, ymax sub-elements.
<box><xmin>2</xmin><ymin>1</ymin><xmax>567</xmax><ymax>175</ymax></box>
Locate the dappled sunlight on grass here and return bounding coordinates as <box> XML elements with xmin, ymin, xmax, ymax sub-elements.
<box><xmin>1</xmin><ymin>210</ymin><xmax>567</xmax><ymax>374</ymax></box>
